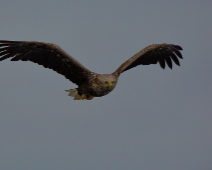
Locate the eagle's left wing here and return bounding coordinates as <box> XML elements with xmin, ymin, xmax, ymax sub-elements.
<box><xmin>114</xmin><ymin>44</ymin><xmax>183</xmax><ymax>75</ymax></box>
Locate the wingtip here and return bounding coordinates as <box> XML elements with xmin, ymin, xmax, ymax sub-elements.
<box><xmin>173</xmin><ymin>44</ymin><xmax>183</xmax><ymax>50</ymax></box>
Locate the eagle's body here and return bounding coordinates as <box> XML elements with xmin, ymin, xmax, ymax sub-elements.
<box><xmin>67</xmin><ymin>73</ymin><xmax>118</xmax><ymax>100</ymax></box>
<box><xmin>0</xmin><ymin>40</ymin><xmax>183</xmax><ymax>100</ymax></box>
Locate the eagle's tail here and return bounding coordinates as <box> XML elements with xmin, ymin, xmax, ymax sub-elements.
<box><xmin>65</xmin><ymin>89</ymin><xmax>82</xmax><ymax>100</ymax></box>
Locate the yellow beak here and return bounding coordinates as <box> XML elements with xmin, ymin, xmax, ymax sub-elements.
<box><xmin>107</xmin><ymin>81</ymin><xmax>113</xmax><ymax>87</ymax></box>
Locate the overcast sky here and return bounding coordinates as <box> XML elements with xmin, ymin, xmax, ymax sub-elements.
<box><xmin>0</xmin><ymin>1</ymin><xmax>211</xmax><ymax>170</ymax></box>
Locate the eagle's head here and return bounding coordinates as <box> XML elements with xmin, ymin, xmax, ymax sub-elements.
<box><xmin>103</xmin><ymin>74</ymin><xmax>117</xmax><ymax>87</ymax></box>
<box><xmin>97</xmin><ymin>74</ymin><xmax>118</xmax><ymax>95</ymax></box>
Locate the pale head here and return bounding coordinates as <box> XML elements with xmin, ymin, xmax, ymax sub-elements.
<box><xmin>98</xmin><ymin>74</ymin><xmax>118</xmax><ymax>92</ymax></box>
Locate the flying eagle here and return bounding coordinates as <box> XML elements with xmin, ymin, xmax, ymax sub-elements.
<box><xmin>0</xmin><ymin>40</ymin><xmax>183</xmax><ymax>100</ymax></box>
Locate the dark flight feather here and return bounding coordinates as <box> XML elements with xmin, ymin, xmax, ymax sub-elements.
<box><xmin>0</xmin><ymin>40</ymin><xmax>92</xmax><ymax>85</ymax></box>
<box><xmin>114</xmin><ymin>44</ymin><xmax>183</xmax><ymax>75</ymax></box>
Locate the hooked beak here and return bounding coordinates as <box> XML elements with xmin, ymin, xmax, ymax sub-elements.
<box><xmin>107</xmin><ymin>81</ymin><xmax>113</xmax><ymax>88</ymax></box>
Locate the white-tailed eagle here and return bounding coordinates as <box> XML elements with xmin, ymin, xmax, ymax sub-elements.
<box><xmin>0</xmin><ymin>40</ymin><xmax>183</xmax><ymax>100</ymax></box>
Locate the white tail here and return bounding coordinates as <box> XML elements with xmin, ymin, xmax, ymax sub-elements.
<box><xmin>65</xmin><ymin>89</ymin><xmax>82</xmax><ymax>100</ymax></box>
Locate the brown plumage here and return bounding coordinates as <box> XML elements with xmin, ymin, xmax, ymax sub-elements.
<box><xmin>0</xmin><ymin>40</ymin><xmax>183</xmax><ymax>100</ymax></box>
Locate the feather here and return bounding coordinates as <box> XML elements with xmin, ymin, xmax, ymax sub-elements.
<box><xmin>114</xmin><ymin>44</ymin><xmax>183</xmax><ymax>75</ymax></box>
<box><xmin>0</xmin><ymin>40</ymin><xmax>92</xmax><ymax>85</ymax></box>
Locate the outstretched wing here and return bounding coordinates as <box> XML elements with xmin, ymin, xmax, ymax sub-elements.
<box><xmin>0</xmin><ymin>40</ymin><xmax>92</xmax><ymax>85</ymax></box>
<box><xmin>114</xmin><ymin>44</ymin><xmax>183</xmax><ymax>75</ymax></box>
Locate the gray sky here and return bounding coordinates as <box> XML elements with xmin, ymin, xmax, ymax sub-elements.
<box><xmin>0</xmin><ymin>1</ymin><xmax>211</xmax><ymax>170</ymax></box>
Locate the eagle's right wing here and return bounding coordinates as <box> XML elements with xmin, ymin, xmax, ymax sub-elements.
<box><xmin>0</xmin><ymin>40</ymin><xmax>92</xmax><ymax>85</ymax></box>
